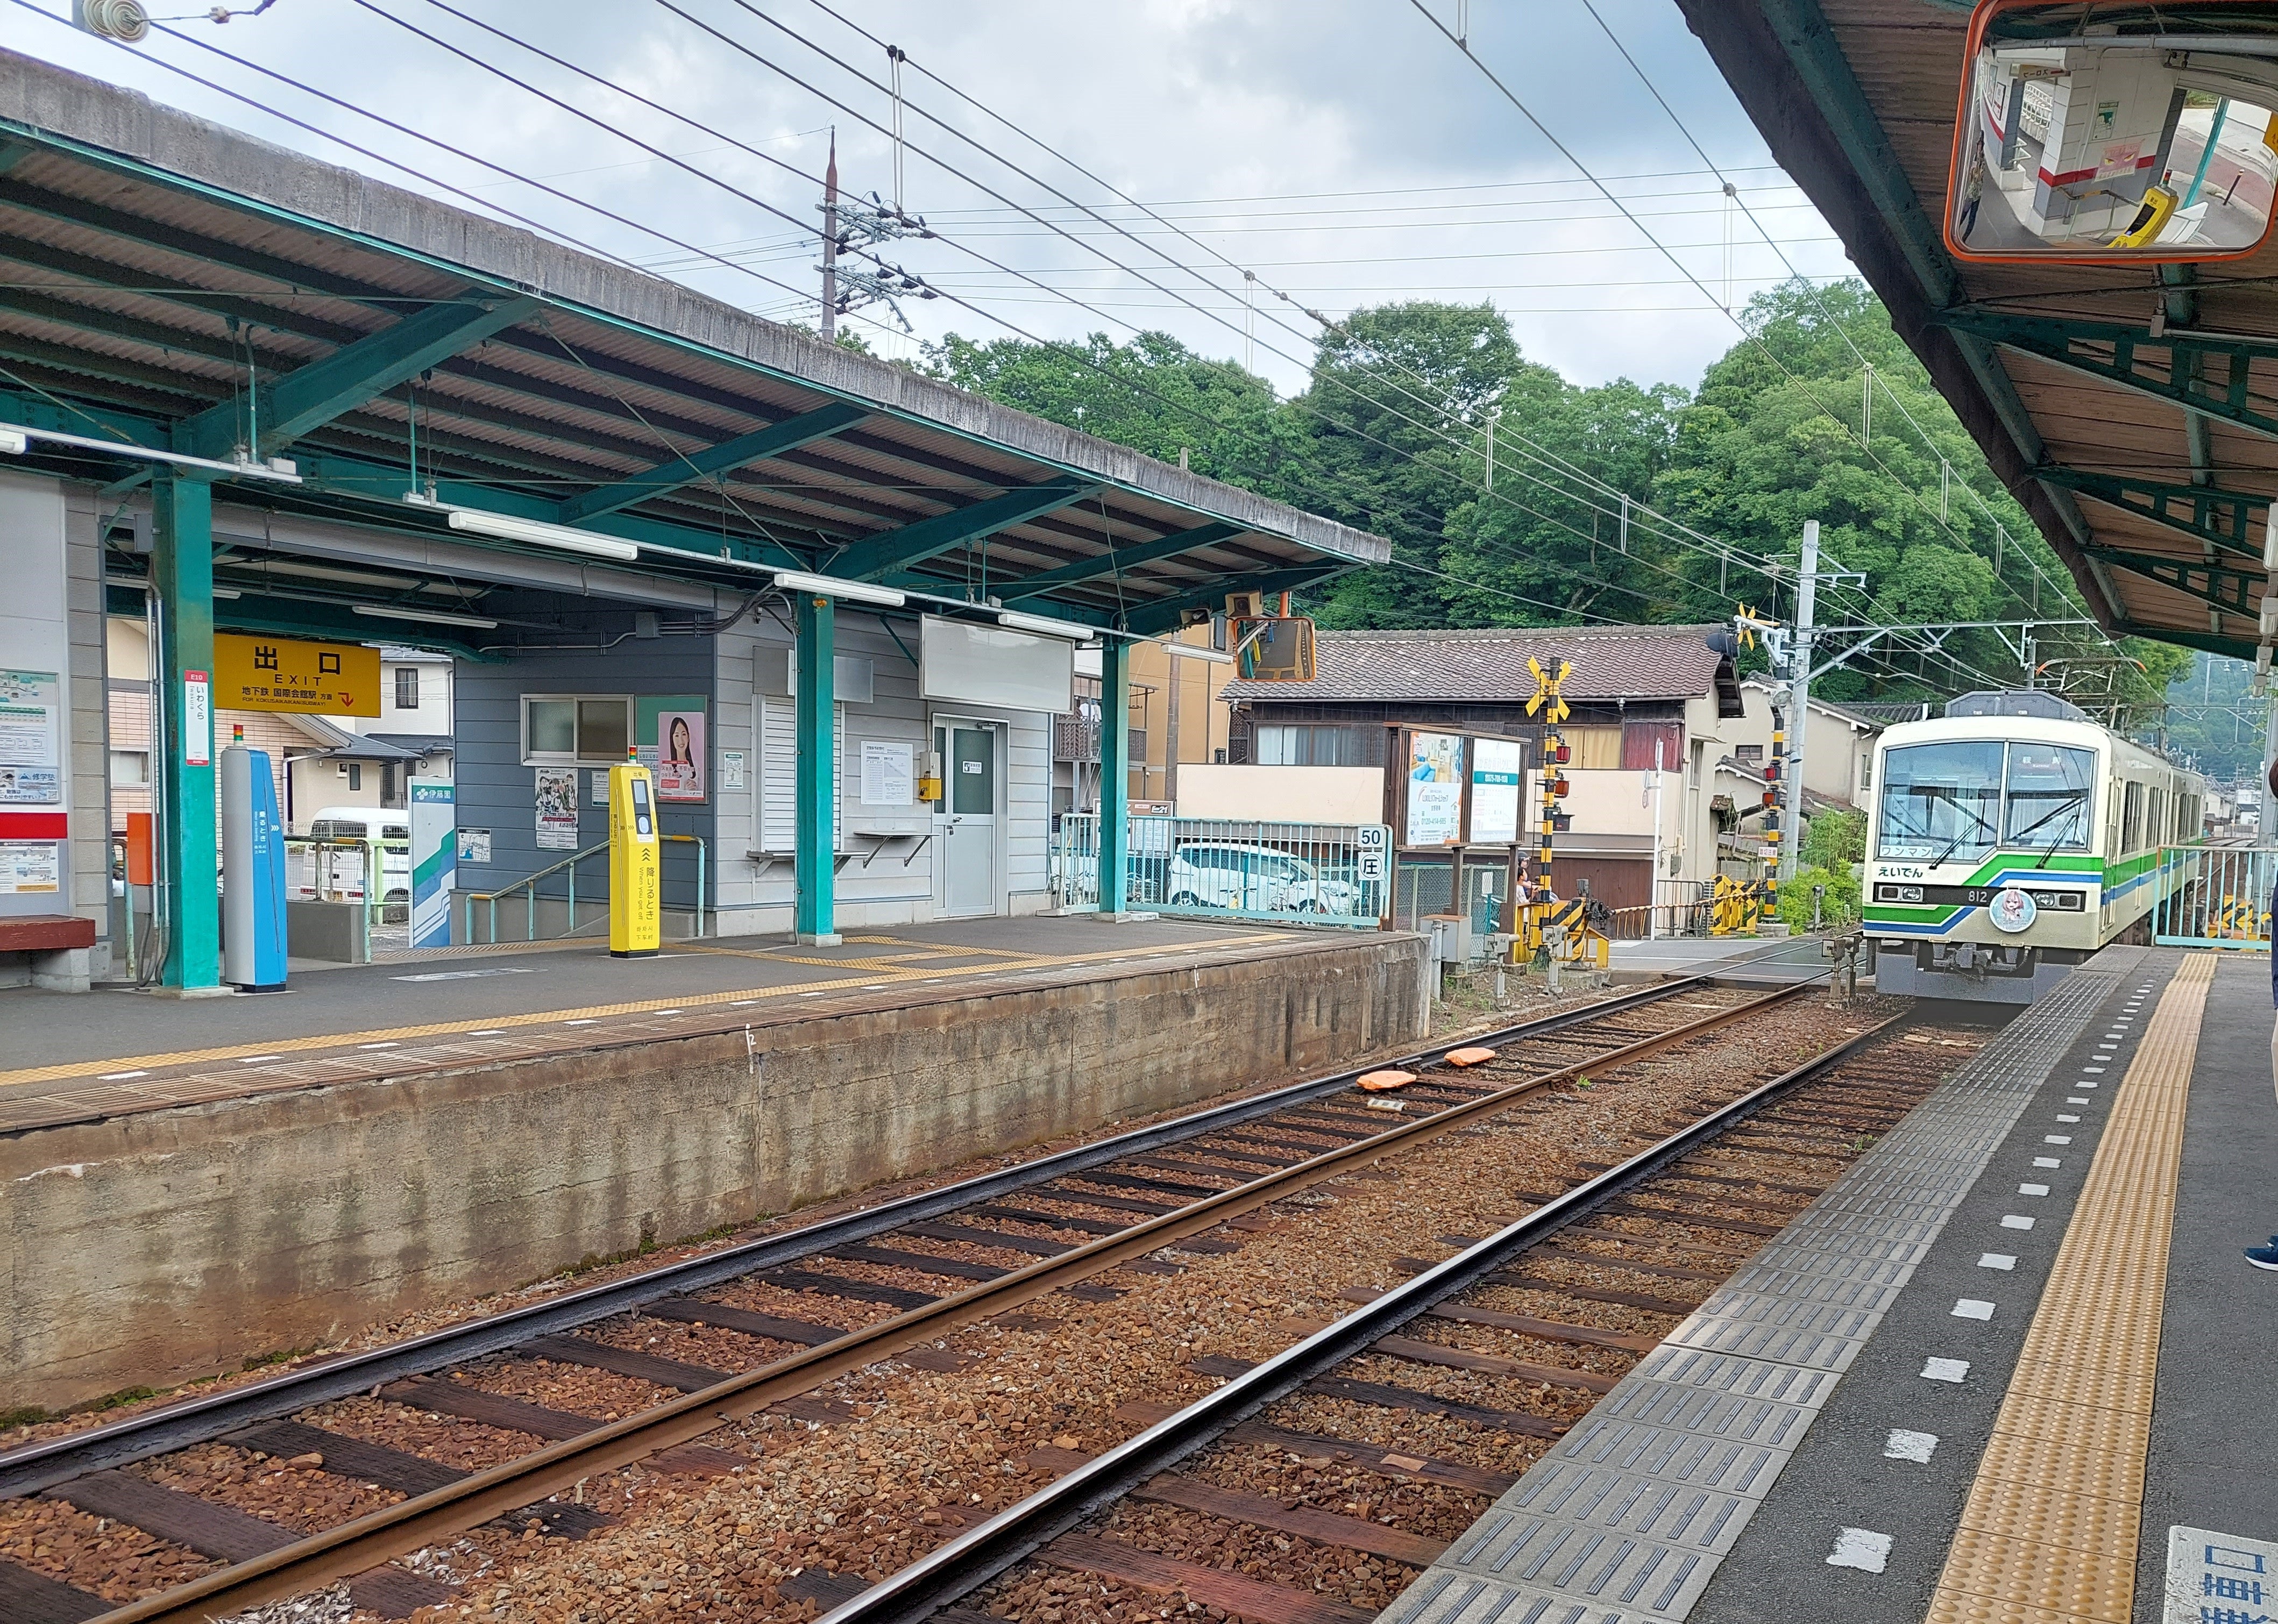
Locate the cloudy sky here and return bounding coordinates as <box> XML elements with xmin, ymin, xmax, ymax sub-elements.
<box><xmin>9</xmin><ymin>0</ymin><xmax>1856</xmax><ymax>396</ymax></box>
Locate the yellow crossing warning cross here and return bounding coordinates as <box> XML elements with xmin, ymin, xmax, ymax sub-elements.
<box><xmin>1734</xmin><ymin>603</ymin><xmax>1779</xmax><ymax>651</ymax></box>
<box><xmin>1525</xmin><ymin>655</ymin><xmax>1572</xmax><ymax>724</ymax></box>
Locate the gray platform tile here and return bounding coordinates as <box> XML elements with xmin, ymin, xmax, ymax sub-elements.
<box><xmin>1563</xmin><ymin>1380</ymin><xmax>1817</xmax><ymax>1459</ymax></box>
<box><xmin>1699</xmin><ymin>1270</ymin><xmax>1903</xmax><ymax>1313</ymax></box>
<box><xmin>1491</xmin><ymin>1458</ymin><xmax>1760</xmax><ymax>1556</ymax></box>
<box><xmin>1677</xmin><ymin>1286</ymin><xmax>1890</xmax><ymax>1334</ymax></box>
<box><xmin>1729</xmin><ymin>1247</ymin><xmax>1915</xmax><ymax>1289</ymax></box>
<box><xmin>1436</xmin><ymin>1515</ymin><xmax>1721</xmax><ymax>1619</ymax></box>
<box><xmin>1780</xmin><ymin>1208</ymin><xmax>1943</xmax><ymax>1241</ymax></box>
<box><xmin>1624</xmin><ymin>1345</ymin><xmax>1839</xmax><ymax>1408</ymax></box>
<box><xmin>1537</xmin><ymin>1422</ymin><xmax>1789</xmax><ymax>1500</ymax></box>
<box><xmin>1653</xmin><ymin>1317</ymin><xmax>1869</xmax><ymax>1373</ymax></box>
<box><xmin>1382</xmin><ymin>1571</ymin><xmax>1680</xmax><ymax>1624</ymax></box>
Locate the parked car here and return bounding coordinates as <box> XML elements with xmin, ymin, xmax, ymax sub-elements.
<box><xmin>303</xmin><ymin>806</ymin><xmax>411</xmax><ymax>904</ymax></box>
<box><xmin>1165</xmin><ymin>842</ymin><xmax>1360</xmax><ymax>915</ymax></box>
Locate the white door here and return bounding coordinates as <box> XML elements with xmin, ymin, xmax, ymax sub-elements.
<box><xmin>936</xmin><ymin>721</ymin><xmax>999</xmax><ymax>916</ymax></box>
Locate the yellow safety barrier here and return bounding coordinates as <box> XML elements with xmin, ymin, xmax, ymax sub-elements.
<box><xmin>1711</xmin><ymin>874</ymin><xmax>1763</xmax><ymax>937</ymax></box>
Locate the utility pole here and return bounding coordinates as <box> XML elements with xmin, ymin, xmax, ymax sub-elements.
<box><xmin>819</xmin><ymin>132</ymin><xmax>840</xmax><ymax>342</ymax></box>
<box><xmin>1782</xmin><ymin>518</ymin><xmax>1820</xmax><ymax>886</ymax></box>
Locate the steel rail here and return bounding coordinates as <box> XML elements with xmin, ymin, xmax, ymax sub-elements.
<box><xmin>83</xmin><ymin>979</ymin><xmax>1822</xmax><ymax>1624</ymax></box>
<box><xmin>810</xmin><ymin>1006</ymin><xmax>1910</xmax><ymax>1624</ymax></box>
<box><xmin>0</xmin><ymin>973</ymin><xmax>1720</xmax><ymax>1500</ymax></box>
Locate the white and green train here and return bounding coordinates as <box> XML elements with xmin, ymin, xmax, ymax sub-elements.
<box><xmin>1864</xmin><ymin>691</ymin><xmax>2205</xmax><ymax>1002</ymax></box>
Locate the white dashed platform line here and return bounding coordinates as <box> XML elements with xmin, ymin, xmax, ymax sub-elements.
<box><xmin>1884</xmin><ymin>1430</ymin><xmax>1939</xmax><ymax>1463</ymax></box>
<box><xmin>1923</xmin><ymin>1358</ymin><xmax>1971</xmax><ymax>1383</ymax></box>
<box><xmin>1828</xmin><ymin>1528</ymin><xmax>1893</xmax><ymax>1572</ymax></box>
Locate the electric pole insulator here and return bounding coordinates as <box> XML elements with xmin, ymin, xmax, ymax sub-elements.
<box><xmin>73</xmin><ymin>0</ymin><xmax>150</xmax><ymax>39</ymax></box>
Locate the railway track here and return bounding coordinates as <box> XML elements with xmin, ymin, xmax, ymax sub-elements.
<box><xmin>798</xmin><ymin>1014</ymin><xmax>1968</xmax><ymax>1624</ymax></box>
<box><xmin>0</xmin><ymin>972</ymin><xmax>1892</xmax><ymax>1624</ymax></box>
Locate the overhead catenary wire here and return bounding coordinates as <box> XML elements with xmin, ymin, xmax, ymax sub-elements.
<box><xmin>339</xmin><ymin>0</ymin><xmax>1736</xmax><ymax>621</ymax></box>
<box><xmin>23</xmin><ymin>6</ymin><xmax>1625</xmax><ymax>628</ymax></box>
<box><xmin>1569</xmin><ymin>0</ymin><xmax>2103</xmax><ymax>647</ymax></box>
<box><xmin>14</xmin><ymin>5</ymin><xmax>2039</xmax><ymax>686</ymax></box>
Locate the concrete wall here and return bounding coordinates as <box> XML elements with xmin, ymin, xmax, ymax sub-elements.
<box><xmin>1</xmin><ymin>932</ymin><xmax>1428</xmax><ymax>1412</ymax></box>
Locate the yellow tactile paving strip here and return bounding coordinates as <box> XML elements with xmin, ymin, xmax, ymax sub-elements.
<box><xmin>1924</xmin><ymin>949</ymin><xmax>2215</xmax><ymax>1624</ymax></box>
<box><xmin>0</xmin><ymin>929</ymin><xmax>1276</xmax><ymax>1096</ymax></box>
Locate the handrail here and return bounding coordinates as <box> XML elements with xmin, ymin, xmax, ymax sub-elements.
<box><xmin>462</xmin><ymin>841</ymin><xmax>608</xmax><ymax>945</ymax></box>
<box><xmin>457</xmin><ymin>832</ymin><xmax>708</xmax><ymax>944</ymax></box>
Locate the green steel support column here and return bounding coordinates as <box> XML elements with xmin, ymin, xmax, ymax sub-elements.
<box><xmin>1096</xmin><ymin>635</ymin><xmax>1132</xmax><ymax>917</ymax></box>
<box><xmin>793</xmin><ymin>591</ymin><xmax>840</xmax><ymax>945</ymax></box>
<box><xmin>152</xmin><ymin>475</ymin><xmax>221</xmax><ymax>991</ymax></box>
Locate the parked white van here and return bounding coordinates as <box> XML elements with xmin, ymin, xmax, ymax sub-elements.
<box><xmin>1165</xmin><ymin>841</ymin><xmax>1360</xmax><ymax>915</ymax></box>
<box><xmin>302</xmin><ymin>806</ymin><xmax>411</xmax><ymax>904</ymax></box>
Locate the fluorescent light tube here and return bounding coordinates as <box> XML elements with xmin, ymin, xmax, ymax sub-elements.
<box><xmin>997</xmin><ymin>608</ymin><xmax>1097</xmax><ymax>642</ymax></box>
<box><xmin>1159</xmin><ymin>639</ymin><xmax>1232</xmax><ymax>663</ymax></box>
<box><xmin>354</xmin><ymin>602</ymin><xmax>499</xmax><ymax>630</ymax></box>
<box><xmin>440</xmin><ymin>506</ymin><xmax>640</xmax><ymax>562</ymax></box>
<box><xmin>771</xmin><ymin>569</ymin><xmax>907</xmax><ymax>609</ymax></box>
<box><xmin>0</xmin><ymin>421</ymin><xmax>300</xmax><ymax>482</ymax></box>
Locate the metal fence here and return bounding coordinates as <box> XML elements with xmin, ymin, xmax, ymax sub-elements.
<box><xmin>1053</xmin><ymin>814</ymin><xmax>1389</xmax><ymax>927</ymax></box>
<box><xmin>2153</xmin><ymin>844</ymin><xmax>2276</xmax><ymax>948</ymax></box>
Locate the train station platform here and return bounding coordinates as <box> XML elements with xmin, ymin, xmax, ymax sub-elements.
<box><xmin>1380</xmin><ymin>942</ymin><xmax>2278</xmax><ymax>1624</ymax></box>
<box><xmin>2</xmin><ymin>916</ymin><xmax>1428</xmax><ymax>1415</ymax></box>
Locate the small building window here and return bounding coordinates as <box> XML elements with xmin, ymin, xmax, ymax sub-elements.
<box><xmin>1735</xmin><ymin>743</ymin><xmax>1763</xmax><ymax>764</ymax></box>
<box><xmin>110</xmin><ymin>749</ymin><xmax>148</xmax><ymax>785</ymax></box>
<box><xmin>522</xmin><ymin>695</ymin><xmax>631</xmax><ymax>766</ymax></box>
<box><xmin>395</xmin><ymin>668</ymin><xmax>420</xmax><ymax>710</ymax></box>
<box><xmin>345</xmin><ymin>762</ymin><xmax>363</xmax><ymax>792</ymax></box>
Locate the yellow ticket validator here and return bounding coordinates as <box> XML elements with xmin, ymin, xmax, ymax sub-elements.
<box><xmin>608</xmin><ymin>758</ymin><xmax>661</xmax><ymax>958</ymax></box>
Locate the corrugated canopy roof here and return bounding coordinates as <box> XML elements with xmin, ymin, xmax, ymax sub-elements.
<box><xmin>1224</xmin><ymin>624</ymin><xmax>1743</xmax><ymax>709</ymax></box>
<box><xmin>1681</xmin><ymin>0</ymin><xmax>2278</xmax><ymax>663</ymax></box>
<box><xmin>0</xmin><ymin>50</ymin><xmax>1387</xmax><ymax>649</ymax></box>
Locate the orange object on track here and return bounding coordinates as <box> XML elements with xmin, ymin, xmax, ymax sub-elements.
<box><xmin>1443</xmin><ymin>1046</ymin><xmax>1499</xmax><ymax>1067</ymax></box>
<box><xmin>1357</xmin><ymin>1069</ymin><xmax>1417</xmax><ymax>1092</ymax></box>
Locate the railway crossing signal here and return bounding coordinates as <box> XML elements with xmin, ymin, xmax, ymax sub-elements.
<box><xmin>1525</xmin><ymin>656</ymin><xmax>1572</xmax><ymax>725</ymax></box>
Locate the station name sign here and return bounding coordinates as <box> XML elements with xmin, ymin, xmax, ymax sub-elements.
<box><xmin>213</xmin><ymin>633</ymin><xmax>381</xmax><ymax>717</ymax></box>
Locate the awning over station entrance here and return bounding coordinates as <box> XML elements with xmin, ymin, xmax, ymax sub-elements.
<box><xmin>1679</xmin><ymin>1</ymin><xmax>2278</xmax><ymax>662</ymax></box>
<box><xmin>0</xmin><ymin>48</ymin><xmax>1387</xmax><ymax>650</ymax></box>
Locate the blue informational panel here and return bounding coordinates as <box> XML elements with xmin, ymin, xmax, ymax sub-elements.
<box><xmin>408</xmin><ymin>778</ymin><xmax>456</xmax><ymax>950</ymax></box>
<box><xmin>220</xmin><ymin>746</ymin><xmax>287</xmax><ymax>989</ymax></box>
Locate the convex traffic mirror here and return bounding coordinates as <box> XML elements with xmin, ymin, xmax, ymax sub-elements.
<box><xmin>1949</xmin><ymin>0</ymin><xmax>2278</xmax><ymax>262</ymax></box>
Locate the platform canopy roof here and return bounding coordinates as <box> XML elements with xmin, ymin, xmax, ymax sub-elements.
<box><xmin>0</xmin><ymin>49</ymin><xmax>1387</xmax><ymax>655</ymax></box>
<box><xmin>1678</xmin><ymin>1</ymin><xmax>2278</xmax><ymax>663</ymax></box>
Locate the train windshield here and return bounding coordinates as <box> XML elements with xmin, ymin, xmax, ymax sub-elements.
<box><xmin>1877</xmin><ymin>742</ymin><xmax>2006</xmax><ymax>862</ymax></box>
<box><xmin>2003</xmin><ymin>745</ymin><xmax>2095</xmax><ymax>850</ymax></box>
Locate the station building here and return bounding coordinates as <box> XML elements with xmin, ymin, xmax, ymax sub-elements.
<box><xmin>0</xmin><ymin>48</ymin><xmax>1386</xmax><ymax>988</ymax></box>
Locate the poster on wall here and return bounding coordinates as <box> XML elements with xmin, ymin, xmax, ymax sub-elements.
<box><xmin>860</xmin><ymin>740</ymin><xmax>914</xmax><ymax>806</ymax></box>
<box><xmin>0</xmin><ymin>670</ymin><xmax>61</xmax><ymax>804</ymax></box>
<box><xmin>1470</xmin><ymin>737</ymin><xmax>1525</xmax><ymax>845</ymax></box>
<box><xmin>0</xmin><ymin>841</ymin><xmax>61</xmax><ymax>893</ymax></box>
<box><xmin>1404</xmin><ymin>731</ymin><xmax>1465</xmax><ymax>846</ymax></box>
<box><xmin>634</xmin><ymin>695</ymin><xmax>709</xmax><ymax>803</ymax></box>
<box><xmin>656</xmin><ymin>710</ymin><xmax>706</xmax><ymax>802</ymax></box>
<box><xmin>535</xmin><ymin>767</ymin><xmax>579</xmax><ymax>850</ymax></box>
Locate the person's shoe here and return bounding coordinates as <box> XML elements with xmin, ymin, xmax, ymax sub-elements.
<box><xmin>2248</xmin><ymin>1241</ymin><xmax>2278</xmax><ymax>1272</ymax></box>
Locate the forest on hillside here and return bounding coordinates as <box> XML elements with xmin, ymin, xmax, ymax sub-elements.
<box><xmin>900</xmin><ymin>277</ymin><xmax>2190</xmax><ymax>718</ymax></box>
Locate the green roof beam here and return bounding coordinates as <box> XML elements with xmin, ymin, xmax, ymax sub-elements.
<box><xmin>988</xmin><ymin>521</ymin><xmax>1246</xmax><ymax>606</ymax></box>
<box><xmin>2082</xmin><ymin>546</ymin><xmax>2263</xmax><ymax>617</ymax></box>
<box><xmin>181</xmin><ymin>295</ymin><xmax>540</xmax><ymax>461</ymax></box>
<box><xmin>2034</xmin><ymin>467</ymin><xmax>2270</xmax><ymax>557</ymax></box>
<box><xmin>831</xmin><ymin>476</ymin><xmax>1096</xmax><ymax>581</ymax></box>
<box><xmin>1933</xmin><ymin>309</ymin><xmax>2278</xmax><ymax>442</ymax></box>
<box><xmin>558</xmin><ymin>401</ymin><xmax>870</xmax><ymax>524</ymax></box>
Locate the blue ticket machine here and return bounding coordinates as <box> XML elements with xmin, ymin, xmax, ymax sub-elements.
<box><xmin>221</xmin><ymin>744</ymin><xmax>288</xmax><ymax>991</ymax></box>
